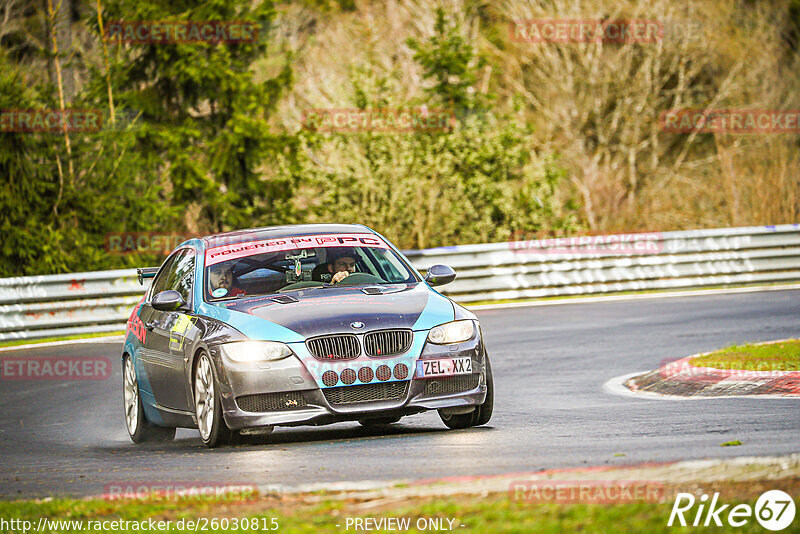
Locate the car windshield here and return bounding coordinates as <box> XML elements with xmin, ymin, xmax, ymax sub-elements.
<box><xmin>203</xmin><ymin>233</ymin><xmax>419</xmax><ymax>301</ymax></box>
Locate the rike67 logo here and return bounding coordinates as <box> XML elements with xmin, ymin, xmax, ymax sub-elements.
<box><xmin>668</xmin><ymin>490</ymin><xmax>796</xmax><ymax>531</ymax></box>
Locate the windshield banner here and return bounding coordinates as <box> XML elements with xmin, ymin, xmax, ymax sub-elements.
<box><xmin>205</xmin><ymin>233</ymin><xmax>388</xmax><ymax>266</ymax></box>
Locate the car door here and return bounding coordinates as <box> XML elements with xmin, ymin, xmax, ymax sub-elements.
<box><xmin>141</xmin><ymin>248</ymin><xmax>195</xmax><ymax>411</ymax></box>
<box><xmin>137</xmin><ymin>252</ymin><xmax>178</xmax><ymax>401</ymax></box>
<box><xmin>166</xmin><ymin>251</ymin><xmax>199</xmax><ymax>412</ymax></box>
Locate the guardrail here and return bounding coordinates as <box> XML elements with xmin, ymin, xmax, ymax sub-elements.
<box><xmin>1</xmin><ymin>224</ymin><xmax>798</xmax><ymax>341</ymax></box>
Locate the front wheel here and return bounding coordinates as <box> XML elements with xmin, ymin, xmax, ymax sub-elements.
<box><xmin>438</xmin><ymin>354</ymin><xmax>494</xmax><ymax>429</ymax></box>
<box><xmin>194</xmin><ymin>352</ymin><xmax>233</xmax><ymax>448</ymax></box>
<box><xmin>123</xmin><ymin>356</ymin><xmax>176</xmax><ymax>443</ymax></box>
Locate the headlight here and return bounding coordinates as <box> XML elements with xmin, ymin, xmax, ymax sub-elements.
<box><xmin>220</xmin><ymin>341</ymin><xmax>293</xmax><ymax>363</ymax></box>
<box><xmin>427</xmin><ymin>320</ymin><xmax>475</xmax><ymax>344</ymax></box>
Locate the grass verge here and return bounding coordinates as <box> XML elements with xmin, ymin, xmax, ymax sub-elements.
<box><xmin>0</xmin><ymin>331</ymin><xmax>125</xmax><ymax>348</ymax></box>
<box><xmin>1</xmin><ymin>478</ymin><xmax>797</xmax><ymax>533</ymax></box>
<box><xmin>691</xmin><ymin>339</ymin><xmax>800</xmax><ymax>372</ymax></box>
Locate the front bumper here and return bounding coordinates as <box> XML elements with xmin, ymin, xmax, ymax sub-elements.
<box><xmin>210</xmin><ymin>328</ymin><xmax>488</xmax><ymax>429</ymax></box>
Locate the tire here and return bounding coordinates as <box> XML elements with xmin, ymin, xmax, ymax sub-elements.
<box><xmin>358</xmin><ymin>416</ymin><xmax>401</xmax><ymax>426</ymax></box>
<box><xmin>194</xmin><ymin>352</ymin><xmax>233</xmax><ymax>448</ymax></box>
<box><xmin>438</xmin><ymin>353</ymin><xmax>494</xmax><ymax>429</ymax></box>
<box><xmin>123</xmin><ymin>356</ymin><xmax>176</xmax><ymax>443</ymax></box>
<box><xmin>476</xmin><ymin>354</ymin><xmax>494</xmax><ymax>425</ymax></box>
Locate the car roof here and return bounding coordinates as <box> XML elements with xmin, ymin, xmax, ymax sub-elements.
<box><xmin>201</xmin><ymin>223</ymin><xmax>374</xmax><ymax>248</ymax></box>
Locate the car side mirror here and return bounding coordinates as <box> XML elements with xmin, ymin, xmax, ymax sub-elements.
<box><xmin>424</xmin><ymin>264</ymin><xmax>457</xmax><ymax>287</ymax></box>
<box><xmin>152</xmin><ymin>290</ymin><xmax>187</xmax><ymax>311</ymax></box>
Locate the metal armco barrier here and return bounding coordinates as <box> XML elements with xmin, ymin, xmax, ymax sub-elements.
<box><xmin>0</xmin><ymin>269</ymin><xmax>144</xmax><ymax>341</ymax></box>
<box><xmin>0</xmin><ymin>224</ymin><xmax>798</xmax><ymax>341</ymax></box>
<box><xmin>404</xmin><ymin>224</ymin><xmax>800</xmax><ymax>303</ymax></box>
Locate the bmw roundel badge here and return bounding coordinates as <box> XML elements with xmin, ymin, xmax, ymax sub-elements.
<box><xmin>350</xmin><ymin>321</ymin><xmax>365</xmax><ymax>329</ymax></box>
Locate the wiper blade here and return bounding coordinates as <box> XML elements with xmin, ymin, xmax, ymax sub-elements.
<box><xmin>271</xmin><ymin>295</ymin><xmax>299</xmax><ymax>304</ymax></box>
<box><xmin>277</xmin><ymin>285</ymin><xmax>326</xmax><ymax>293</ymax></box>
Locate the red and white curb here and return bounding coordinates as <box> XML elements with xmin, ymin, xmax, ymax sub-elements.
<box><xmin>651</xmin><ymin>355</ymin><xmax>800</xmax><ymax>394</ymax></box>
<box><xmin>607</xmin><ymin>340</ymin><xmax>800</xmax><ymax>399</ymax></box>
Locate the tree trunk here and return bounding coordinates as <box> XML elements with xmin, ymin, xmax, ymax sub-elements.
<box><xmin>43</xmin><ymin>0</ymin><xmax>74</xmax><ymax>101</ymax></box>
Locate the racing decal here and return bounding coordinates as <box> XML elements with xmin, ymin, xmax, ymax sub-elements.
<box><xmin>411</xmin><ymin>290</ymin><xmax>455</xmax><ymax>331</ymax></box>
<box><xmin>195</xmin><ymin>302</ymin><xmax>306</xmax><ymax>344</ymax></box>
<box><xmin>205</xmin><ymin>233</ymin><xmax>388</xmax><ymax>266</ymax></box>
<box><xmin>169</xmin><ymin>314</ymin><xmax>197</xmax><ymax>351</ymax></box>
<box><xmin>232</xmin><ymin>285</ymin><xmax>426</xmax><ymax>339</ymax></box>
<box><xmin>126</xmin><ymin>297</ymin><xmax>147</xmax><ymax>344</ymax></box>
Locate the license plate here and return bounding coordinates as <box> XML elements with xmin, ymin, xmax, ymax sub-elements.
<box><xmin>416</xmin><ymin>357</ymin><xmax>472</xmax><ymax>378</ymax></box>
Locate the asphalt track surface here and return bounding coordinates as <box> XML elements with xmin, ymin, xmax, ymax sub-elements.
<box><xmin>1</xmin><ymin>289</ymin><xmax>798</xmax><ymax>499</ymax></box>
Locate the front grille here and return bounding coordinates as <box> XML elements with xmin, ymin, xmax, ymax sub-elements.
<box><xmin>423</xmin><ymin>374</ymin><xmax>480</xmax><ymax>396</ymax></box>
<box><xmin>393</xmin><ymin>363</ymin><xmax>409</xmax><ymax>380</ymax></box>
<box><xmin>322</xmin><ymin>370</ymin><xmax>339</xmax><ymax>387</ymax></box>
<box><xmin>323</xmin><ymin>381</ymin><xmax>409</xmax><ymax>405</ymax></box>
<box><xmin>340</xmin><ymin>368</ymin><xmax>357</xmax><ymax>385</ymax></box>
<box><xmin>376</xmin><ymin>365</ymin><xmax>392</xmax><ymax>381</ymax></box>
<box><xmin>236</xmin><ymin>391</ymin><xmax>307</xmax><ymax>412</ymax></box>
<box><xmin>364</xmin><ymin>329</ymin><xmax>413</xmax><ymax>357</ymax></box>
<box><xmin>306</xmin><ymin>334</ymin><xmax>360</xmax><ymax>360</ymax></box>
<box><xmin>358</xmin><ymin>367</ymin><xmax>374</xmax><ymax>383</ymax></box>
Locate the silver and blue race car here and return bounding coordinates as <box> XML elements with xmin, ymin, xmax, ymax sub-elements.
<box><xmin>122</xmin><ymin>224</ymin><xmax>493</xmax><ymax>447</ymax></box>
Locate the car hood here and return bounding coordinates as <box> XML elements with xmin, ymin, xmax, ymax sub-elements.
<box><xmin>213</xmin><ymin>283</ymin><xmax>455</xmax><ymax>339</ymax></box>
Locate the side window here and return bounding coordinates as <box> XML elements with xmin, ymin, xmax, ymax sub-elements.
<box><xmin>364</xmin><ymin>248</ymin><xmax>402</xmax><ymax>281</ymax></box>
<box><xmin>149</xmin><ymin>252</ymin><xmax>180</xmax><ymax>299</ymax></box>
<box><xmin>168</xmin><ymin>249</ymin><xmax>195</xmax><ymax>303</ymax></box>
